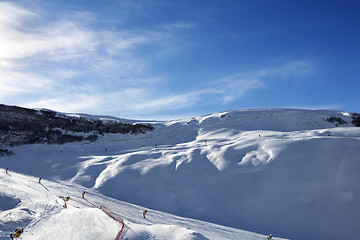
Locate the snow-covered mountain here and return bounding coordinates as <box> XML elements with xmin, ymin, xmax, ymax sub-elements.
<box><xmin>1</xmin><ymin>107</ymin><xmax>360</xmax><ymax>239</ymax></box>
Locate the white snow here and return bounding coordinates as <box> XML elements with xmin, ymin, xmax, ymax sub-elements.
<box><xmin>24</xmin><ymin>208</ymin><xmax>119</xmax><ymax>240</ymax></box>
<box><xmin>1</xmin><ymin>108</ymin><xmax>360</xmax><ymax>239</ymax></box>
<box><xmin>0</xmin><ymin>170</ymin><xmax>270</xmax><ymax>240</ymax></box>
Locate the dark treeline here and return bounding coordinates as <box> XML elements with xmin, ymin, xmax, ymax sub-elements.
<box><xmin>352</xmin><ymin>113</ymin><xmax>360</xmax><ymax>127</ymax></box>
<box><xmin>326</xmin><ymin>116</ymin><xmax>348</xmax><ymax>126</ymax></box>
<box><xmin>326</xmin><ymin>114</ymin><xmax>360</xmax><ymax>127</ymax></box>
<box><xmin>0</xmin><ymin>104</ymin><xmax>154</xmax><ymax>146</ymax></box>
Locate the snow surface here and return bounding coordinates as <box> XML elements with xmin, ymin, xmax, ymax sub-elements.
<box><xmin>0</xmin><ymin>171</ymin><xmax>272</xmax><ymax>240</ymax></box>
<box><xmin>1</xmin><ymin>108</ymin><xmax>360</xmax><ymax>239</ymax></box>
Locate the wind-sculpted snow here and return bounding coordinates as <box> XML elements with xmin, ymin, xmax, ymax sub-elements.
<box><xmin>1</xmin><ymin>108</ymin><xmax>360</xmax><ymax>239</ymax></box>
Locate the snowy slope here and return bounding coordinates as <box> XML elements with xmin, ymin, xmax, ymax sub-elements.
<box><xmin>1</xmin><ymin>108</ymin><xmax>360</xmax><ymax>239</ymax></box>
<box><xmin>0</xmin><ymin>170</ymin><xmax>277</xmax><ymax>240</ymax></box>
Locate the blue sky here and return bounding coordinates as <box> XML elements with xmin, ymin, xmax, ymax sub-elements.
<box><xmin>1</xmin><ymin>0</ymin><xmax>359</xmax><ymax>120</ymax></box>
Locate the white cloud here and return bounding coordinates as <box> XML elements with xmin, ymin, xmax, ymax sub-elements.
<box><xmin>269</xmin><ymin>59</ymin><xmax>317</xmax><ymax>80</ymax></box>
<box><xmin>0</xmin><ymin>2</ymin><xmax>37</xmax><ymax>28</ymax></box>
<box><xmin>0</xmin><ymin>2</ymin><xmax>179</xmax><ymax>103</ymax></box>
<box><xmin>211</xmin><ymin>59</ymin><xmax>317</xmax><ymax>104</ymax></box>
<box><xmin>161</xmin><ymin>22</ymin><xmax>196</xmax><ymax>31</ymax></box>
<box><xmin>23</xmin><ymin>94</ymin><xmax>103</xmax><ymax>114</ymax></box>
<box><xmin>100</xmin><ymin>31</ymin><xmax>149</xmax><ymax>53</ymax></box>
<box><xmin>0</xmin><ymin>4</ymin><xmax>97</xmax><ymax>61</ymax></box>
<box><xmin>0</xmin><ymin>68</ymin><xmax>54</xmax><ymax>100</ymax></box>
<box><xmin>213</xmin><ymin>75</ymin><xmax>264</xmax><ymax>104</ymax></box>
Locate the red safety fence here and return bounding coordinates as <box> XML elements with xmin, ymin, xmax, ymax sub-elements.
<box><xmin>100</xmin><ymin>206</ymin><xmax>125</xmax><ymax>240</ymax></box>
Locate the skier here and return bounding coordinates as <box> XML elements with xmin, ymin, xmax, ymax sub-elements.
<box><xmin>143</xmin><ymin>210</ymin><xmax>147</xmax><ymax>219</ymax></box>
<box><xmin>82</xmin><ymin>191</ymin><xmax>86</xmax><ymax>199</ymax></box>
<box><xmin>6</xmin><ymin>168</ymin><xmax>8</xmax><ymax>174</ymax></box>
<box><xmin>10</xmin><ymin>232</ymin><xmax>21</xmax><ymax>239</ymax></box>
<box><xmin>267</xmin><ymin>234</ymin><xmax>272</xmax><ymax>239</ymax></box>
<box><xmin>10</xmin><ymin>229</ymin><xmax>23</xmax><ymax>239</ymax></box>
<box><xmin>39</xmin><ymin>177</ymin><xmax>42</xmax><ymax>184</ymax></box>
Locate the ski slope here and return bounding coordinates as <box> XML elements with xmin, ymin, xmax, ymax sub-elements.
<box><xmin>0</xmin><ymin>170</ymin><xmax>275</xmax><ymax>240</ymax></box>
<box><xmin>1</xmin><ymin>108</ymin><xmax>360</xmax><ymax>239</ymax></box>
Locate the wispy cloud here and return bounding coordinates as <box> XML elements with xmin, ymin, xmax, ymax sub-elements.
<box><xmin>161</xmin><ymin>22</ymin><xmax>197</xmax><ymax>31</ymax></box>
<box><xmin>18</xmin><ymin>57</ymin><xmax>317</xmax><ymax>119</ymax></box>
<box><xmin>0</xmin><ymin>6</ymin><xmax>96</xmax><ymax>61</ymax></box>
<box><xmin>0</xmin><ymin>2</ymin><xmax>193</xmax><ymax>104</ymax></box>
<box><xmin>272</xmin><ymin>60</ymin><xmax>317</xmax><ymax>80</ymax></box>
<box><xmin>205</xmin><ymin>59</ymin><xmax>316</xmax><ymax>104</ymax></box>
<box><xmin>212</xmin><ymin>74</ymin><xmax>264</xmax><ymax>104</ymax></box>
